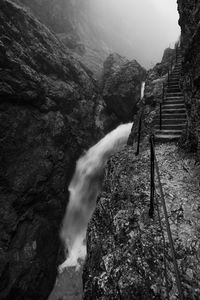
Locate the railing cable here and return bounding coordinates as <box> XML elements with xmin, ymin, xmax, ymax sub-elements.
<box><xmin>155</xmin><ymin>193</ymin><xmax>170</xmax><ymax>300</ymax></box>
<box><xmin>149</xmin><ymin>134</ymin><xmax>155</xmax><ymax>218</ymax></box>
<box><xmin>135</xmin><ymin>106</ymin><xmax>144</xmax><ymax>156</ymax></box>
<box><xmin>151</xmin><ymin>135</ymin><xmax>184</xmax><ymax>300</ymax></box>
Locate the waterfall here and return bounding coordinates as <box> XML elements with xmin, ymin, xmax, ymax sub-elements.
<box><xmin>59</xmin><ymin>122</ymin><xmax>133</xmax><ymax>271</ymax></box>
<box><xmin>140</xmin><ymin>81</ymin><xmax>145</xmax><ymax>100</ymax></box>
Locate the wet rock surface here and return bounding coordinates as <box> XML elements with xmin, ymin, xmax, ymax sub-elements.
<box><xmin>102</xmin><ymin>53</ymin><xmax>146</xmax><ymax>122</ymax></box>
<box><xmin>48</xmin><ymin>266</ymin><xmax>83</xmax><ymax>300</ymax></box>
<box><xmin>83</xmin><ymin>143</ymin><xmax>200</xmax><ymax>299</ymax></box>
<box><xmin>177</xmin><ymin>0</ymin><xmax>200</xmax><ymax>154</ymax></box>
<box><xmin>0</xmin><ymin>1</ymin><xmax>103</xmax><ymax>299</ymax></box>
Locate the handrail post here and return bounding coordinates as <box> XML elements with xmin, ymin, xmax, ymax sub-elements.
<box><xmin>135</xmin><ymin>109</ymin><xmax>143</xmax><ymax>156</ymax></box>
<box><xmin>160</xmin><ymin>102</ymin><xmax>162</xmax><ymax>131</ymax></box>
<box><xmin>168</xmin><ymin>68</ymin><xmax>170</xmax><ymax>84</ymax></box>
<box><xmin>152</xmin><ymin>146</ymin><xmax>184</xmax><ymax>300</ymax></box>
<box><xmin>149</xmin><ymin>134</ymin><xmax>155</xmax><ymax>218</ymax></box>
<box><xmin>160</xmin><ymin>83</ymin><xmax>164</xmax><ymax>130</ymax></box>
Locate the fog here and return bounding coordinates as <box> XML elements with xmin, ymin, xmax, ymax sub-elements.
<box><xmin>88</xmin><ymin>0</ymin><xmax>180</xmax><ymax>68</ymax></box>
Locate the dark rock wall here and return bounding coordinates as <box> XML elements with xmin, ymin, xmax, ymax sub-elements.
<box><xmin>102</xmin><ymin>53</ymin><xmax>146</xmax><ymax>122</ymax></box>
<box><xmin>178</xmin><ymin>0</ymin><xmax>200</xmax><ymax>154</ymax></box>
<box><xmin>11</xmin><ymin>0</ymin><xmax>75</xmax><ymax>35</ymax></box>
<box><xmin>0</xmin><ymin>1</ymin><xmax>102</xmax><ymax>299</ymax></box>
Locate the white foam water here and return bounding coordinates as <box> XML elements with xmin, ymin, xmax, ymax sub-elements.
<box><xmin>59</xmin><ymin>122</ymin><xmax>133</xmax><ymax>272</ymax></box>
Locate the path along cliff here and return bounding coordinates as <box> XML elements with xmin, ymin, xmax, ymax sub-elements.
<box><xmin>83</xmin><ymin>140</ymin><xmax>200</xmax><ymax>299</ymax></box>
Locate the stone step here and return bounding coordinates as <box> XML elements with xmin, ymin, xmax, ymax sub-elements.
<box><xmin>167</xmin><ymin>83</ymin><xmax>180</xmax><ymax>87</ymax></box>
<box><xmin>155</xmin><ymin>118</ymin><xmax>186</xmax><ymax>125</ymax></box>
<box><xmin>155</xmin><ymin>134</ymin><xmax>181</xmax><ymax>142</ymax></box>
<box><xmin>172</xmin><ymin>69</ymin><xmax>181</xmax><ymax>73</ymax></box>
<box><xmin>169</xmin><ymin>73</ymin><xmax>180</xmax><ymax>77</ymax></box>
<box><xmin>165</xmin><ymin>95</ymin><xmax>183</xmax><ymax>99</ymax></box>
<box><xmin>161</xmin><ymin>113</ymin><xmax>186</xmax><ymax>119</ymax></box>
<box><xmin>162</xmin><ymin>103</ymin><xmax>185</xmax><ymax>109</ymax></box>
<box><xmin>165</xmin><ymin>97</ymin><xmax>183</xmax><ymax>101</ymax></box>
<box><xmin>167</xmin><ymin>88</ymin><xmax>181</xmax><ymax>93</ymax></box>
<box><xmin>162</xmin><ymin>108</ymin><xmax>186</xmax><ymax>114</ymax></box>
<box><xmin>169</xmin><ymin>77</ymin><xmax>180</xmax><ymax>81</ymax></box>
<box><xmin>166</xmin><ymin>92</ymin><xmax>183</xmax><ymax>97</ymax></box>
<box><xmin>171</xmin><ymin>74</ymin><xmax>180</xmax><ymax>77</ymax></box>
<box><xmin>164</xmin><ymin>101</ymin><xmax>184</xmax><ymax>105</ymax></box>
<box><xmin>168</xmin><ymin>80</ymin><xmax>180</xmax><ymax>85</ymax></box>
<box><xmin>155</xmin><ymin>129</ymin><xmax>182</xmax><ymax>135</ymax></box>
<box><xmin>155</xmin><ymin>124</ymin><xmax>186</xmax><ymax>130</ymax></box>
<box><xmin>172</xmin><ymin>70</ymin><xmax>181</xmax><ymax>73</ymax></box>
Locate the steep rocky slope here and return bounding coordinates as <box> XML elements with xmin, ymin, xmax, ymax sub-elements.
<box><xmin>0</xmin><ymin>1</ymin><xmax>103</xmax><ymax>299</ymax></box>
<box><xmin>102</xmin><ymin>53</ymin><xmax>146</xmax><ymax>122</ymax></box>
<box><xmin>11</xmin><ymin>0</ymin><xmax>110</xmax><ymax>78</ymax></box>
<box><xmin>83</xmin><ymin>143</ymin><xmax>200</xmax><ymax>299</ymax></box>
<box><xmin>177</xmin><ymin>0</ymin><xmax>200</xmax><ymax>154</ymax></box>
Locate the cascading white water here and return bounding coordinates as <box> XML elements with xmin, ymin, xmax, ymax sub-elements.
<box><xmin>59</xmin><ymin>122</ymin><xmax>133</xmax><ymax>271</ymax></box>
<box><xmin>141</xmin><ymin>81</ymin><xmax>145</xmax><ymax>100</ymax></box>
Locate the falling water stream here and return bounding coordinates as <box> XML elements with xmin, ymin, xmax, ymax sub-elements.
<box><xmin>49</xmin><ymin>82</ymin><xmax>145</xmax><ymax>300</ymax></box>
<box><xmin>59</xmin><ymin>81</ymin><xmax>145</xmax><ymax>272</ymax></box>
<box><xmin>59</xmin><ymin>122</ymin><xmax>133</xmax><ymax>271</ymax></box>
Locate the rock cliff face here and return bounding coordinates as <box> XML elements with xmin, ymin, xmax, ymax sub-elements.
<box><xmin>0</xmin><ymin>1</ymin><xmax>102</xmax><ymax>299</ymax></box>
<box><xmin>102</xmin><ymin>53</ymin><xmax>146</xmax><ymax>122</ymax></box>
<box><xmin>11</xmin><ymin>0</ymin><xmax>109</xmax><ymax>78</ymax></box>
<box><xmin>177</xmin><ymin>0</ymin><xmax>200</xmax><ymax>154</ymax></box>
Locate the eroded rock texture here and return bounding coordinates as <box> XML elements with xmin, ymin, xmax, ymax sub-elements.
<box><xmin>0</xmin><ymin>1</ymin><xmax>102</xmax><ymax>299</ymax></box>
<box><xmin>11</xmin><ymin>0</ymin><xmax>109</xmax><ymax>79</ymax></box>
<box><xmin>83</xmin><ymin>145</ymin><xmax>200</xmax><ymax>300</ymax></box>
<box><xmin>102</xmin><ymin>53</ymin><xmax>146</xmax><ymax>122</ymax></box>
<box><xmin>178</xmin><ymin>0</ymin><xmax>200</xmax><ymax>154</ymax></box>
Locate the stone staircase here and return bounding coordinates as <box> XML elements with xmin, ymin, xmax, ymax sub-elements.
<box><xmin>155</xmin><ymin>56</ymin><xmax>186</xmax><ymax>142</ymax></box>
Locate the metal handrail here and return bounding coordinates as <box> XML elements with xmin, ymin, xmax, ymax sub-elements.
<box><xmin>160</xmin><ymin>46</ymin><xmax>181</xmax><ymax>130</ymax></box>
<box><xmin>149</xmin><ymin>134</ymin><xmax>155</xmax><ymax>218</ymax></box>
<box><xmin>150</xmin><ymin>134</ymin><xmax>184</xmax><ymax>300</ymax></box>
<box><xmin>160</xmin><ymin>83</ymin><xmax>165</xmax><ymax>131</ymax></box>
<box><xmin>135</xmin><ymin>106</ymin><xmax>145</xmax><ymax>156</ymax></box>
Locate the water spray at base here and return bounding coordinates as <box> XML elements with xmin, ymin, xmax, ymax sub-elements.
<box><xmin>59</xmin><ymin>122</ymin><xmax>133</xmax><ymax>272</ymax></box>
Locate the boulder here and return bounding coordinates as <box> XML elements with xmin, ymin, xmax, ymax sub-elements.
<box><xmin>102</xmin><ymin>53</ymin><xmax>146</xmax><ymax>122</ymax></box>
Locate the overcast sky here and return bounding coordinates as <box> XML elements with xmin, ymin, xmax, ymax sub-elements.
<box><xmin>89</xmin><ymin>0</ymin><xmax>180</xmax><ymax>68</ymax></box>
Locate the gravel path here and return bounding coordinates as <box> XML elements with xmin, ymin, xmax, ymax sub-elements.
<box><xmin>155</xmin><ymin>143</ymin><xmax>200</xmax><ymax>299</ymax></box>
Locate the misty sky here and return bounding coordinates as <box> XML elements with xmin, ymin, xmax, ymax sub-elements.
<box><xmin>89</xmin><ymin>0</ymin><xmax>180</xmax><ymax>68</ymax></box>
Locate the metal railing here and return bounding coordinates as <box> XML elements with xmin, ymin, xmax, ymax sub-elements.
<box><xmin>160</xmin><ymin>46</ymin><xmax>182</xmax><ymax>131</ymax></box>
<box><xmin>135</xmin><ymin>106</ymin><xmax>145</xmax><ymax>156</ymax></box>
<box><xmin>149</xmin><ymin>134</ymin><xmax>184</xmax><ymax>300</ymax></box>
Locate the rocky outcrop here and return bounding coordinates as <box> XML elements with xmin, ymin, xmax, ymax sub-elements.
<box><xmin>177</xmin><ymin>0</ymin><xmax>200</xmax><ymax>154</ymax></box>
<box><xmin>0</xmin><ymin>1</ymin><xmax>103</xmax><ymax>299</ymax></box>
<box><xmin>102</xmin><ymin>53</ymin><xmax>146</xmax><ymax>122</ymax></box>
